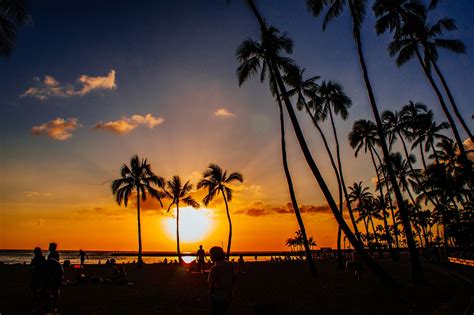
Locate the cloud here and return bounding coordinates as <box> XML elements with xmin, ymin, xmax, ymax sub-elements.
<box><xmin>31</xmin><ymin>117</ymin><xmax>80</xmax><ymax>140</ymax></box>
<box><xmin>21</xmin><ymin>70</ymin><xmax>117</xmax><ymax>100</ymax></box>
<box><xmin>235</xmin><ymin>202</ymin><xmax>332</xmax><ymax>217</ymax></box>
<box><xmin>464</xmin><ymin>138</ymin><xmax>474</xmax><ymax>161</ymax></box>
<box><xmin>25</xmin><ymin>192</ymin><xmax>54</xmax><ymax>198</ymax></box>
<box><xmin>93</xmin><ymin>114</ymin><xmax>164</xmax><ymax>134</ymax></box>
<box><xmin>76</xmin><ymin>207</ymin><xmax>124</xmax><ymax>220</ymax></box>
<box><xmin>214</xmin><ymin>108</ymin><xmax>235</xmax><ymax>118</ymax></box>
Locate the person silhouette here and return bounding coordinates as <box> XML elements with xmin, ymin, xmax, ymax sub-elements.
<box><xmin>79</xmin><ymin>249</ymin><xmax>88</xmax><ymax>268</ymax></box>
<box><xmin>208</xmin><ymin>246</ymin><xmax>234</xmax><ymax>315</ymax></box>
<box><xmin>41</xmin><ymin>255</ymin><xmax>64</xmax><ymax>312</ymax></box>
<box><xmin>197</xmin><ymin>245</ymin><xmax>206</xmax><ymax>273</ymax></box>
<box><xmin>238</xmin><ymin>255</ymin><xmax>245</xmax><ymax>273</ymax></box>
<box><xmin>47</xmin><ymin>242</ymin><xmax>60</xmax><ymax>261</ymax></box>
<box><xmin>31</xmin><ymin>247</ymin><xmax>45</xmax><ymax>312</ymax></box>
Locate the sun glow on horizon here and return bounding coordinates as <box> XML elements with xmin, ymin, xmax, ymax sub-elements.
<box><xmin>163</xmin><ymin>207</ymin><xmax>213</xmax><ymax>243</ymax></box>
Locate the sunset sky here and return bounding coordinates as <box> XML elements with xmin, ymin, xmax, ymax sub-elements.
<box><xmin>1</xmin><ymin>0</ymin><xmax>473</xmax><ymax>252</ymax></box>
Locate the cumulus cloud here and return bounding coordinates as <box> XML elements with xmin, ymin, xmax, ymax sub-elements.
<box><xmin>31</xmin><ymin>117</ymin><xmax>80</xmax><ymax>140</ymax></box>
<box><xmin>464</xmin><ymin>138</ymin><xmax>474</xmax><ymax>161</ymax></box>
<box><xmin>214</xmin><ymin>108</ymin><xmax>235</xmax><ymax>117</ymax></box>
<box><xmin>21</xmin><ymin>70</ymin><xmax>117</xmax><ymax>100</ymax></box>
<box><xmin>235</xmin><ymin>202</ymin><xmax>332</xmax><ymax>217</ymax></box>
<box><xmin>93</xmin><ymin>114</ymin><xmax>164</xmax><ymax>134</ymax></box>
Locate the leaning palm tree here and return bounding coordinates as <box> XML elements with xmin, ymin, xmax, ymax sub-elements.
<box><xmin>111</xmin><ymin>155</ymin><xmax>165</xmax><ymax>267</ymax></box>
<box><xmin>197</xmin><ymin>164</ymin><xmax>243</xmax><ymax>260</ymax></box>
<box><xmin>314</xmin><ymin>80</ymin><xmax>355</xmax><ymax>266</ymax></box>
<box><xmin>163</xmin><ymin>176</ymin><xmax>199</xmax><ymax>263</ymax></box>
<box><xmin>237</xmin><ymin>0</ymin><xmax>396</xmax><ymax>286</ymax></box>
<box><xmin>236</xmin><ymin>25</ymin><xmax>318</xmax><ymax>276</ymax></box>
<box><xmin>349</xmin><ymin>119</ymin><xmax>395</xmax><ymax>259</ymax></box>
<box><xmin>306</xmin><ymin>0</ymin><xmax>423</xmax><ymax>283</ymax></box>
<box><xmin>386</xmin><ymin>15</ymin><xmax>472</xmax><ymax>171</ymax></box>
<box><xmin>0</xmin><ymin>0</ymin><xmax>30</xmax><ymax>58</ymax></box>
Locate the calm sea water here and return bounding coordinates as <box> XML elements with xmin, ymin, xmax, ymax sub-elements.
<box><xmin>0</xmin><ymin>250</ymin><xmax>287</xmax><ymax>265</ymax></box>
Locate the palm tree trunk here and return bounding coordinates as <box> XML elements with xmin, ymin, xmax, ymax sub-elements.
<box><xmin>348</xmin><ymin>1</ymin><xmax>423</xmax><ymax>284</ymax></box>
<box><xmin>431</xmin><ymin>60</ymin><xmax>473</xmax><ymax>141</ymax></box>
<box><xmin>221</xmin><ymin>188</ymin><xmax>233</xmax><ymax>260</ymax></box>
<box><xmin>414</xmin><ymin>46</ymin><xmax>472</xmax><ymax>180</ymax></box>
<box><xmin>137</xmin><ymin>188</ymin><xmax>143</xmax><ymax>267</ymax></box>
<box><xmin>304</xmin><ymin>102</ymin><xmax>361</xmax><ymax>241</ymax></box>
<box><xmin>176</xmin><ymin>203</ymin><xmax>182</xmax><ymax>263</ymax></box>
<box><xmin>371</xmin><ymin>146</ymin><xmax>396</xmax><ymax>260</ymax></box>
<box><xmin>269</xmin><ymin>57</ymin><xmax>397</xmax><ymax>286</ymax></box>
<box><xmin>399</xmin><ymin>132</ymin><xmax>439</xmax><ymax>208</ymax></box>
<box><xmin>328</xmin><ymin>108</ymin><xmax>350</xmax><ymax>267</ymax></box>
<box><xmin>276</xmin><ymin>89</ymin><xmax>318</xmax><ymax>276</ymax></box>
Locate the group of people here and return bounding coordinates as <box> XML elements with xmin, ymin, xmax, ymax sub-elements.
<box><xmin>30</xmin><ymin>242</ymin><xmax>64</xmax><ymax>313</ymax></box>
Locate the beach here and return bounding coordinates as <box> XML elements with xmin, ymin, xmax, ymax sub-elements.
<box><xmin>1</xmin><ymin>258</ymin><xmax>472</xmax><ymax>314</ymax></box>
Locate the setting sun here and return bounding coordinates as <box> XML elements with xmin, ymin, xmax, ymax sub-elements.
<box><xmin>163</xmin><ymin>207</ymin><xmax>213</xmax><ymax>243</ymax></box>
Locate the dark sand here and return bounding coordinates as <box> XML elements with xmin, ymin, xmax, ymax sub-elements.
<box><xmin>1</xmin><ymin>258</ymin><xmax>473</xmax><ymax>314</ymax></box>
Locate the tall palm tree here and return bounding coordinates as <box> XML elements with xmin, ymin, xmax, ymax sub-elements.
<box><xmin>306</xmin><ymin>0</ymin><xmax>423</xmax><ymax>283</ymax></box>
<box><xmin>236</xmin><ymin>27</ymin><xmax>318</xmax><ymax>275</ymax></box>
<box><xmin>349</xmin><ymin>119</ymin><xmax>395</xmax><ymax>259</ymax></box>
<box><xmin>238</xmin><ymin>1</ymin><xmax>396</xmax><ymax>286</ymax></box>
<box><xmin>386</xmin><ymin>15</ymin><xmax>472</xmax><ymax>171</ymax></box>
<box><xmin>314</xmin><ymin>80</ymin><xmax>357</xmax><ymax>265</ymax></box>
<box><xmin>198</xmin><ymin>164</ymin><xmax>243</xmax><ymax>260</ymax></box>
<box><xmin>163</xmin><ymin>176</ymin><xmax>199</xmax><ymax>263</ymax></box>
<box><xmin>0</xmin><ymin>0</ymin><xmax>30</xmax><ymax>58</ymax></box>
<box><xmin>285</xmin><ymin>67</ymin><xmax>362</xmax><ymax>243</ymax></box>
<box><xmin>111</xmin><ymin>155</ymin><xmax>165</xmax><ymax>267</ymax></box>
<box><xmin>374</xmin><ymin>0</ymin><xmax>472</xmax><ymax>142</ymax></box>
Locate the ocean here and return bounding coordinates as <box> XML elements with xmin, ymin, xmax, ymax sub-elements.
<box><xmin>0</xmin><ymin>250</ymin><xmax>300</xmax><ymax>265</ymax></box>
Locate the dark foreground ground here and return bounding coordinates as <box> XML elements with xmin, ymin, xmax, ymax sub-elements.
<box><xmin>1</xmin><ymin>258</ymin><xmax>473</xmax><ymax>314</ymax></box>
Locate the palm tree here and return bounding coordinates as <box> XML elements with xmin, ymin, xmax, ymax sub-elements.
<box><xmin>306</xmin><ymin>0</ymin><xmax>423</xmax><ymax>283</ymax></box>
<box><xmin>0</xmin><ymin>0</ymin><xmax>30</xmax><ymax>58</ymax></box>
<box><xmin>349</xmin><ymin>182</ymin><xmax>373</xmax><ymax>246</ymax></box>
<box><xmin>412</xmin><ymin>119</ymin><xmax>450</xmax><ymax>166</ymax></box>
<box><xmin>386</xmin><ymin>14</ymin><xmax>472</xmax><ymax>171</ymax></box>
<box><xmin>163</xmin><ymin>176</ymin><xmax>199</xmax><ymax>263</ymax></box>
<box><xmin>314</xmin><ymin>80</ymin><xmax>357</xmax><ymax>265</ymax></box>
<box><xmin>285</xmin><ymin>67</ymin><xmax>362</xmax><ymax>246</ymax></box>
<box><xmin>111</xmin><ymin>155</ymin><xmax>165</xmax><ymax>267</ymax></box>
<box><xmin>238</xmin><ymin>1</ymin><xmax>396</xmax><ymax>286</ymax></box>
<box><xmin>198</xmin><ymin>164</ymin><xmax>243</xmax><ymax>260</ymax></box>
<box><xmin>349</xmin><ymin>119</ymin><xmax>395</xmax><ymax>259</ymax></box>
<box><xmin>236</xmin><ymin>27</ymin><xmax>318</xmax><ymax>275</ymax></box>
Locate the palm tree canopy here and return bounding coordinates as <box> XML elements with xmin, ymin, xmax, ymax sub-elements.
<box><xmin>164</xmin><ymin>175</ymin><xmax>199</xmax><ymax>211</ymax></box>
<box><xmin>0</xmin><ymin>0</ymin><xmax>30</xmax><ymax>58</ymax></box>
<box><xmin>306</xmin><ymin>0</ymin><xmax>367</xmax><ymax>33</ymax></box>
<box><xmin>284</xmin><ymin>65</ymin><xmax>319</xmax><ymax>111</ymax></box>
<box><xmin>310</xmin><ymin>80</ymin><xmax>352</xmax><ymax>121</ymax></box>
<box><xmin>236</xmin><ymin>25</ymin><xmax>296</xmax><ymax>88</ymax></box>
<box><xmin>111</xmin><ymin>155</ymin><xmax>165</xmax><ymax>207</ymax></box>
<box><xmin>372</xmin><ymin>0</ymin><xmax>426</xmax><ymax>37</ymax></box>
<box><xmin>197</xmin><ymin>163</ymin><xmax>243</xmax><ymax>206</ymax></box>
<box><xmin>349</xmin><ymin>119</ymin><xmax>379</xmax><ymax>157</ymax></box>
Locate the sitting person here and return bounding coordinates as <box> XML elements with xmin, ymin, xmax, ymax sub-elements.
<box><xmin>208</xmin><ymin>246</ymin><xmax>235</xmax><ymax>315</ymax></box>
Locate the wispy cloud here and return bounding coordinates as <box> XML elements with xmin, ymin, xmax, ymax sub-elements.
<box><xmin>93</xmin><ymin>114</ymin><xmax>164</xmax><ymax>134</ymax></box>
<box><xmin>234</xmin><ymin>202</ymin><xmax>332</xmax><ymax>217</ymax></box>
<box><xmin>31</xmin><ymin>117</ymin><xmax>80</xmax><ymax>140</ymax></box>
<box><xmin>214</xmin><ymin>108</ymin><xmax>235</xmax><ymax>118</ymax></box>
<box><xmin>21</xmin><ymin>70</ymin><xmax>117</xmax><ymax>100</ymax></box>
<box><xmin>25</xmin><ymin>191</ymin><xmax>54</xmax><ymax>198</ymax></box>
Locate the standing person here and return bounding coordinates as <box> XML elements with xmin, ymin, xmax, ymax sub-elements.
<box><xmin>41</xmin><ymin>256</ymin><xmax>64</xmax><ymax>313</ymax></box>
<box><xmin>197</xmin><ymin>245</ymin><xmax>206</xmax><ymax>273</ymax></box>
<box><xmin>31</xmin><ymin>247</ymin><xmax>45</xmax><ymax>312</ymax></box>
<box><xmin>208</xmin><ymin>246</ymin><xmax>234</xmax><ymax>315</ymax></box>
<box><xmin>79</xmin><ymin>249</ymin><xmax>88</xmax><ymax>268</ymax></box>
<box><xmin>47</xmin><ymin>242</ymin><xmax>60</xmax><ymax>261</ymax></box>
